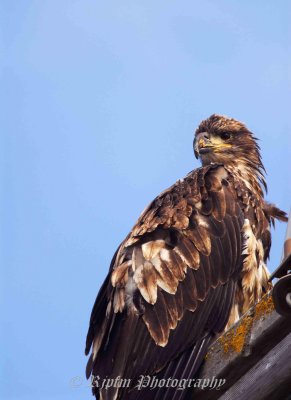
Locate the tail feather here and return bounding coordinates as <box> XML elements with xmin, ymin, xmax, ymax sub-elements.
<box><xmin>125</xmin><ymin>336</ymin><xmax>213</xmax><ymax>400</ymax></box>
<box><xmin>263</xmin><ymin>202</ymin><xmax>288</xmax><ymax>226</ymax></box>
<box><xmin>167</xmin><ymin>336</ymin><xmax>213</xmax><ymax>400</ymax></box>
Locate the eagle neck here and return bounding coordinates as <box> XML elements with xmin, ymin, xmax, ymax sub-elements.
<box><xmin>225</xmin><ymin>161</ymin><xmax>265</xmax><ymax>199</ymax></box>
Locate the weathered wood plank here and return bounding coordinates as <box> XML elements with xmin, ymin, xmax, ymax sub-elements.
<box><xmin>220</xmin><ymin>332</ymin><xmax>291</xmax><ymax>400</ymax></box>
<box><xmin>192</xmin><ymin>293</ymin><xmax>291</xmax><ymax>399</ymax></box>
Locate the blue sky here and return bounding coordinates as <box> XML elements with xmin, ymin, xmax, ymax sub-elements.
<box><xmin>1</xmin><ymin>1</ymin><xmax>290</xmax><ymax>399</ymax></box>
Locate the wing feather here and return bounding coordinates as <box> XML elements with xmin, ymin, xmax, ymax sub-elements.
<box><xmin>85</xmin><ymin>164</ymin><xmax>245</xmax><ymax>400</ymax></box>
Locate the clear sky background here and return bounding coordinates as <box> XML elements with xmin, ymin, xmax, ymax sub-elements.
<box><xmin>1</xmin><ymin>1</ymin><xmax>290</xmax><ymax>399</ymax></box>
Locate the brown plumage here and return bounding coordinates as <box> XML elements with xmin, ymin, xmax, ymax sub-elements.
<box><xmin>85</xmin><ymin>114</ymin><xmax>287</xmax><ymax>400</ymax></box>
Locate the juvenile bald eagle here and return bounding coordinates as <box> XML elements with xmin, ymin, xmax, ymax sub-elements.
<box><xmin>85</xmin><ymin>115</ymin><xmax>287</xmax><ymax>400</ymax></box>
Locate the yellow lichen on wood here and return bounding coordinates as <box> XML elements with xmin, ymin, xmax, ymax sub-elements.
<box><xmin>253</xmin><ymin>293</ymin><xmax>274</xmax><ymax>321</ymax></box>
<box><xmin>218</xmin><ymin>315</ymin><xmax>254</xmax><ymax>354</ymax></box>
<box><xmin>218</xmin><ymin>293</ymin><xmax>274</xmax><ymax>355</ymax></box>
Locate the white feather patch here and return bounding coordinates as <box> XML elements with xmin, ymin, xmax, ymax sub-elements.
<box><xmin>141</xmin><ymin>240</ymin><xmax>165</xmax><ymax>260</ymax></box>
<box><xmin>133</xmin><ymin>262</ymin><xmax>157</xmax><ymax>304</ymax></box>
<box><xmin>193</xmin><ymin>214</ymin><xmax>209</xmax><ymax>229</ymax></box>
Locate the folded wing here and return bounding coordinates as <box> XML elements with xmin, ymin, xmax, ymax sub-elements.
<box><xmin>85</xmin><ymin>164</ymin><xmax>245</xmax><ymax>400</ymax></box>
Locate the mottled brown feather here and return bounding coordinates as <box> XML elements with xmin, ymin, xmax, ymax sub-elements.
<box><xmin>85</xmin><ymin>115</ymin><xmax>287</xmax><ymax>400</ymax></box>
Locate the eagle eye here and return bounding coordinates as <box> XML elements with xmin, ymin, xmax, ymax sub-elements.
<box><xmin>220</xmin><ymin>132</ymin><xmax>231</xmax><ymax>140</ymax></box>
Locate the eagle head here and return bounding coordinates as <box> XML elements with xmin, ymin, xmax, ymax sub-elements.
<box><xmin>194</xmin><ymin>114</ymin><xmax>264</xmax><ymax>171</ymax></box>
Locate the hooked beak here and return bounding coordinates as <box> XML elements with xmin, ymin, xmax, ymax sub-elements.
<box><xmin>194</xmin><ymin>131</ymin><xmax>232</xmax><ymax>159</ymax></box>
<box><xmin>194</xmin><ymin>132</ymin><xmax>213</xmax><ymax>158</ymax></box>
<box><xmin>198</xmin><ymin>138</ymin><xmax>213</xmax><ymax>153</ymax></box>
